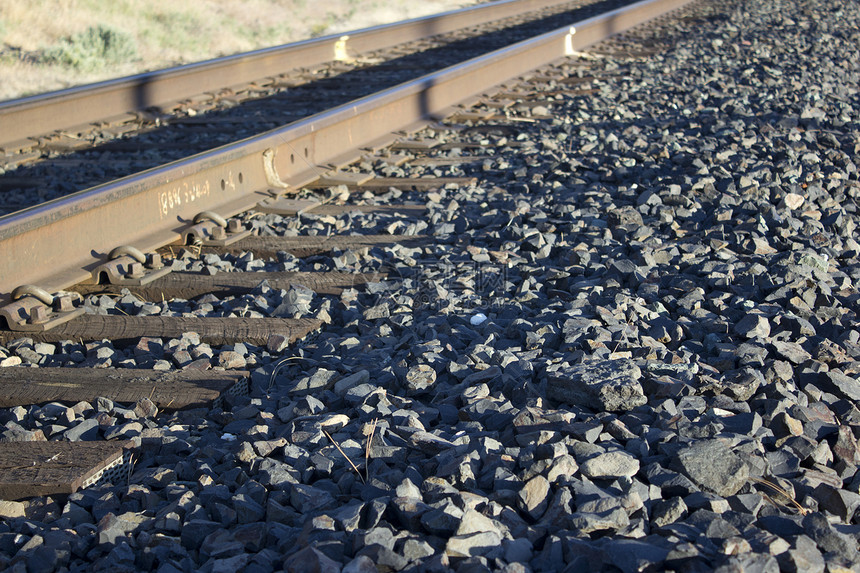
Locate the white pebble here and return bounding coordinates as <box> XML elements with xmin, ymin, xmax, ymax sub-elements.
<box><xmin>470</xmin><ymin>313</ymin><xmax>487</xmax><ymax>326</ymax></box>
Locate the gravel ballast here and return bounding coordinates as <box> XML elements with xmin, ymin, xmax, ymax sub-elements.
<box><xmin>2</xmin><ymin>0</ymin><xmax>860</xmax><ymax>571</ymax></box>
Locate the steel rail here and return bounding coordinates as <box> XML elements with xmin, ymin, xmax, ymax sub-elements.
<box><xmin>0</xmin><ymin>0</ymin><xmax>576</xmax><ymax>151</ymax></box>
<box><xmin>0</xmin><ymin>0</ymin><xmax>692</xmax><ymax>306</ymax></box>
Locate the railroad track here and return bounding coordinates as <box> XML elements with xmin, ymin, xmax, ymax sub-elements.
<box><xmin>0</xmin><ymin>0</ymin><xmax>709</xmax><ymax>564</ymax></box>
<box><xmin>0</xmin><ymin>0</ymin><xmax>624</xmax><ymax>216</ymax></box>
<box><xmin>0</xmin><ymin>0</ymin><xmax>686</xmax><ymax>302</ymax></box>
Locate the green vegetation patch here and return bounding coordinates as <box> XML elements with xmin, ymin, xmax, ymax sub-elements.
<box><xmin>39</xmin><ymin>25</ymin><xmax>138</xmax><ymax>72</ymax></box>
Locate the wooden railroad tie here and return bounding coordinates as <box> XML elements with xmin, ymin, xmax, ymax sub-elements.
<box><xmin>199</xmin><ymin>234</ymin><xmax>432</xmax><ymax>258</ymax></box>
<box><xmin>71</xmin><ymin>270</ymin><xmax>388</xmax><ymax>299</ymax></box>
<box><xmin>304</xmin><ymin>175</ymin><xmax>476</xmax><ymax>192</ymax></box>
<box><xmin>0</xmin><ymin>440</ymin><xmax>136</xmax><ymax>501</ymax></box>
<box><xmin>0</xmin><ymin>369</ymin><xmax>250</xmax><ymax>500</ymax></box>
<box><xmin>0</xmin><ymin>367</ymin><xmax>248</xmax><ymax>410</ymax></box>
<box><xmin>255</xmin><ymin>199</ymin><xmax>427</xmax><ymax>218</ymax></box>
<box><xmin>0</xmin><ymin>316</ymin><xmax>322</xmax><ymax>346</ymax></box>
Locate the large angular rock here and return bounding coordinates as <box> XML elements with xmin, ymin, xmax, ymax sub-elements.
<box><xmin>580</xmin><ymin>451</ymin><xmax>640</xmax><ymax>479</ymax></box>
<box><xmin>64</xmin><ymin>418</ymin><xmax>100</xmax><ymax>441</ymax></box>
<box><xmin>802</xmin><ymin>512</ymin><xmax>860</xmax><ymax>562</ymax></box>
<box><xmin>96</xmin><ymin>513</ymin><xmax>130</xmax><ymax>547</ymax></box>
<box><xmin>456</xmin><ymin>509</ymin><xmax>503</xmax><ymax>536</ymax></box>
<box><xmin>816</xmin><ymin>370</ymin><xmax>860</xmax><ymax>401</ymax></box>
<box><xmin>180</xmin><ymin>519</ymin><xmax>222</xmax><ymax>549</ymax></box>
<box><xmin>291</xmin><ymin>484</ymin><xmax>336</xmax><ymax>513</ymax></box>
<box><xmin>518</xmin><ymin>475</ymin><xmax>550</xmax><ymax>521</ymax></box>
<box><xmin>670</xmin><ymin>439</ymin><xmax>750</xmax><ymax>497</ymax></box>
<box><xmin>284</xmin><ymin>546</ymin><xmax>341</xmax><ymax>573</ymax></box>
<box><xmin>356</xmin><ymin>545</ymin><xmax>408</xmax><ymax>571</ymax></box>
<box><xmin>547</xmin><ymin>359</ymin><xmax>646</xmax><ymax>412</ymax></box>
<box><xmin>651</xmin><ymin>497</ymin><xmax>688</xmax><ymax>527</ymax></box>
<box><xmin>777</xmin><ymin>534</ymin><xmax>825</xmax><ymax>573</ymax></box>
<box><xmin>567</xmin><ymin>507</ymin><xmax>630</xmax><ymax>534</ymax></box>
<box><xmin>445</xmin><ymin>531</ymin><xmax>503</xmax><ymax>558</ymax></box>
<box><xmin>0</xmin><ymin>500</ymin><xmax>25</xmax><ymax>519</ymax></box>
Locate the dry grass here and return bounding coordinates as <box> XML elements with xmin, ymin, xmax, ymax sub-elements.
<box><xmin>0</xmin><ymin>0</ymin><xmax>483</xmax><ymax>100</ymax></box>
<box><xmin>364</xmin><ymin>417</ymin><xmax>379</xmax><ymax>481</ymax></box>
<box><xmin>323</xmin><ymin>428</ymin><xmax>366</xmax><ymax>484</ymax></box>
<box><xmin>324</xmin><ymin>416</ymin><xmax>379</xmax><ymax>484</ymax></box>
<box><xmin>750</xmin><ymin>476</ymin><xmax>811</xmax><ymax>516</ymax></box>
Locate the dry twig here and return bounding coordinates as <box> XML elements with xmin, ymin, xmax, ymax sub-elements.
<box><xmin>365</xmin><ymin>417</ymin><xmax>379</xmax><ymax>482</ymax></box>
<box><xmin>323</xmin><ymin>429</ymin><xmax>365</xmax><ymax>484</ymax></box>
<box><xmin>750</xmin><ymin>476</ymin><xmax>810</xmax><ymax>515</ymax></box>
<box><xmin>266</xmin><ymin>355</ymin><xmax>320</xmax><ymax>392</ymax></box>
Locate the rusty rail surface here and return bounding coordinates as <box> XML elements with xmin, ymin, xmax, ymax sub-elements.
<box><xmin>0</xmin><ymin>0</ymin><xmax>575</xmax><ymax>151</ymax></box>
<box><xmin>0</xmin><ymin>0</ymin><xmax>692</xmax><ymax>308</ymax></box>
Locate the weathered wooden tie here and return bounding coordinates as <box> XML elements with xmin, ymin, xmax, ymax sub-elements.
<box><xmin>0</xmin><ymin>441</ymin><xmax>135</xmax><ymax>500</ymax></box>
<box><xmin>71</xmin><ymin>271</ymin><xmax>387</xmax><ymax>299</ymax></box>
<box><xmin>256</xmin><ymin>198</ymin><xmax>322</xmax><ymax>216</ymax></box>
<box><xmin>307</xmin><ymin>205</ymin><xmax>427</xmax><ymax>217</ymax></box>
<box><xmin>304</xmin><ymin>176</ymin><xmax>476</xmax><ymax>191</ymax></box>
<box><xmin>0</xmin><ymin>367</ymin><xmax>248</xmax><ymax>409</ymax></box>
<box><xmin>256</xmin><ymin>198</ymin><xmax>426</xmax><ymax>217</ymax></box>
<box><xmin>200</xmin><ymin>234</ymin><xmax>431</xmax><ymax>258</ymax></box>
<box><xmin>0</xmin><ymin>316</ymin><xmax>321</xmax><ymax>345</ymax></box>
<box><xmin>408</xmin><ymin>156</ymin><xmax>490</xmax><ymax>166</ymax></box>
<box><xmin>355</xmin><ymin>176</ymin><xmax>477</xmax><ymax>191</ymax></box>
<box><xmin>447</xmin><ymin>111</ymin><xmax>497</xmax><ymax>123</ymax></box>
<box><xmin>390</xmin><ymin>139</ymin><xmax>441</xmax><ymax>151</ymax></box>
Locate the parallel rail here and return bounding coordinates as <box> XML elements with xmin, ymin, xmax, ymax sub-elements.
<box><xmin>0</xmin><ymin>0</ymin><xmax>573</xmax><ymax>151</ymax></box>
<box><xmin>0</xmin><ymin>0</ymin><xmax>692</xmax><ymax>308</ymax></box>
